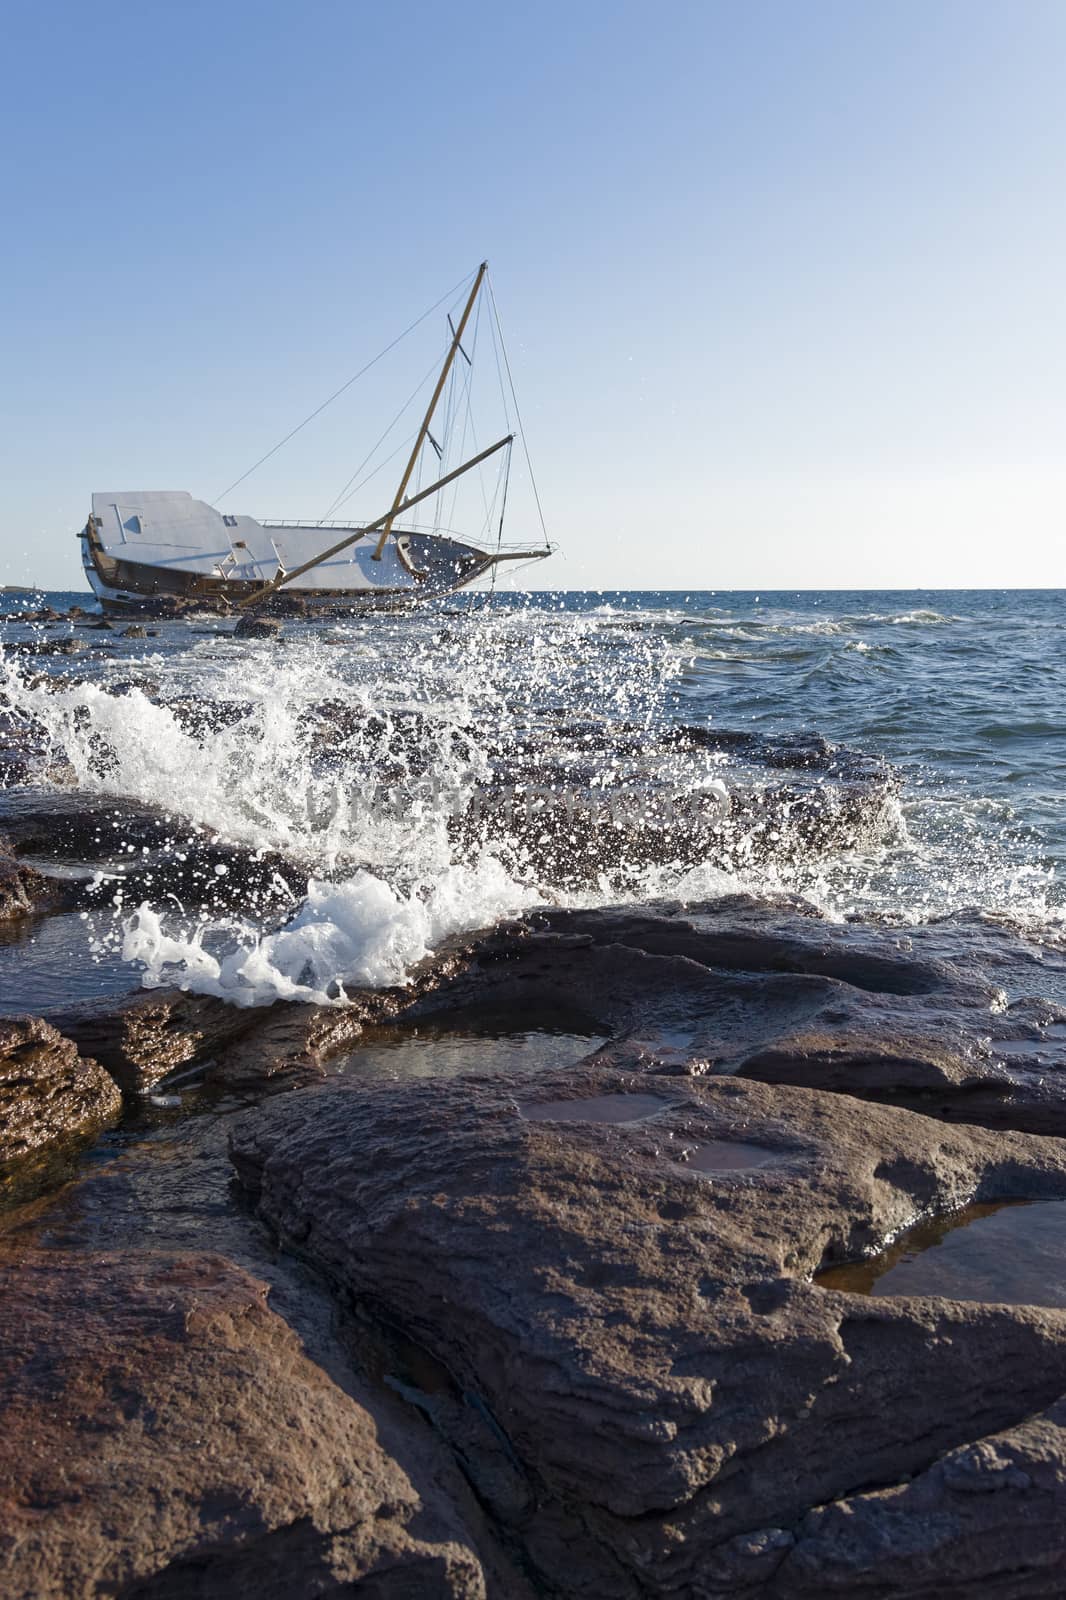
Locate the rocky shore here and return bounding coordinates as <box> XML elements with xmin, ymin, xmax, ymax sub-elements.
<box><xmin>2</xmin><ymin>784</ymin><xmax>1066</xmax><ymax>1596</ymax></box>
<box><xmin>1</xmin><ymin>602</ymin><xmax>1065</xmax><ymax>1596</ymax></box>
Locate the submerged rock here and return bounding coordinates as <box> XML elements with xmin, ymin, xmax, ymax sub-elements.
<box><xmin>0</xmin><ymin>1015</ymin><xmax>120</xmax><ymax>1165</ymax></box>
<box><xmin>234</xmin><ymin>614</ymin><xmax>282</xmax><ymax>639</ymax></box>
<box><xmin>230</xmin><ymin>1063</ymin><xmax>1066</xmax><ymax>1596</ymax></box>
<box><xmin>0</xmin><ymin>1248</ymin><xmax>498</xmax><ymax>1599</ymax></box>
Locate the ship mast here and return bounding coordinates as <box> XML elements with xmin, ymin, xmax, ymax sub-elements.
<box><xmin>235</xmin><ymin>434</ymin><xmax>513</xmax><ymax>607</ymax></box>
<box><xmin>371</xmin><ymin>260</ymin><xmax>487</xmax><ymax>561</ymax></box>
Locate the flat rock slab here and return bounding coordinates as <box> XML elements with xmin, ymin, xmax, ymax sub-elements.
<box><xmin>0</xmin><ymin>1247</ymin><xmax>495</xmax><ymax>1600</ymax></box>
<box><xmin>0</xmin><ymin>1015</ymin><xmax>120</xmax><ymax>1167</ymax></box>
<box><xmin>405</xmin><ymin>902</ymin><xmax>1066</xmax><ymax>1136</ymax></box>
<box><xmin>231</xmin><ymin>1065</ymin><xmax>1066</xmax><ymax>1596</ymax></box>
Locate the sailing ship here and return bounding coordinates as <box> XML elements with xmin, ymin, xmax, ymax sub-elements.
<box><xmin>80</xmin><ymin>264</ymin><xmax>551</xmax><ymax>613</ymax></box>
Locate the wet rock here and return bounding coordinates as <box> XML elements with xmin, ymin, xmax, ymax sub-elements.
<box><xmin>0</xmin><ymin>1015</ymin><xmax>120</xmax><ymax>1165</ymax></box>
<box><xmin>400</xmin><ymin>901</ymin><xmax>978</xmax><ymax>1058</ymax></box>
<box><xmin>7</xmin><ymin>606</ymin><xmax>61</xmax><ymax>623</ymax></box>
<box><xmin>121</xmin><ymin>624</ymin><xmax>147</xmax><ymax>638</ymax></box>
<box><xmin>0</xmin><ymin>838</ymin><xmax>66</xmax><ymax>920</ymax></box>
<box><xmin>166</xmin><ymin>695</ymin><xmax>253</xmax><ymax>737</ymax></box>
<box><xmin>0</xmin><ymin>791</ymin><xmax>187</xmax><ymax>859</ymax></box>
<box><xmin>104</xmin><ymin>675</ymin><xmax>162</xmax><ymax>698</ymax></box>
<box><xmin>48</xmin><ymin>988</ymin><xmax>262</xmax><ymax>1093</ymax></box>
<box><xmin>45</xmin><ymin>928</ymin><xmax>484</xmax><ymax>1096</ymax></box>
<box><xmin>445</xmin><ymin>722</ymin><xmax>900</xmax><ymax>889</ymax></box>
<box><xmin>4</xmin><ymin>634</ymin><xmax>90</xmax><ymax>657</ymax></box>
<box><xmin>304</xmin><ymin>703</ymin><xmax>476</xmax><ymax>775</ymax></box>
<box><xmin>206</xmin><ymin>934</ymin><xmax>488</xmax><ymax>1089</ymax></box>
<box><xmin>231</xmin><ymin>1064</ymin><xmax>1066</xmax><ymax>1596</ymax></box>
<box><xmin>0</xmin><ymin>1248</ymin><xmax>497</xmax><ymax>1600</ymax></box>
<box><xmin>413</xmin><ymin>902</ymin><xmax>1066</xmax><ymax>1137</ymax></box>
<box><xmin>0</xmin><ymin>706</ymin><xmax>78</xmax><ymax>787</ymax></box>
<box><xmin>234</xmin><ymin>614</ymin><xmax>282</xmax><ymax>639</ymax></box>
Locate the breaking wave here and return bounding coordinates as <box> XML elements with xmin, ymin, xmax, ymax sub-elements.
<box><xmin>0</xmin><ymin>591</ymin><xmax>1060</xmax><ymax>1005</ymax></box>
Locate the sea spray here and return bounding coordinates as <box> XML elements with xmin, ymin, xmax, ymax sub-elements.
<box><xmin>1</xmin><ymin>595</ymin><xmax>1056</xmax><ymax>1005</ymax></box>
<box><xmin>123</xmin><ymin>855</ymin><xmax>539</xmax><ymax>1006</ymax></box>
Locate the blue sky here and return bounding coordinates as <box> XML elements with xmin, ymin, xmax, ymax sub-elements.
<box><xmin>3</xmin><ymin>0</ymin><xmax>1065</xmax><ymax>589</ymax></box>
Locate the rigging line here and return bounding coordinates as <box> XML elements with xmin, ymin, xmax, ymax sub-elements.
<box><xmin>321</xmin><ymin>427</ymin><xmax>420</xmax><ymax>521</ymax></box>
<box><xmin>479</xmin><ymin>454</ymin><xmax>506</xmax><ymax>545</ymax></box>
<box><xmin>212</xmin><ymin>267</ymin><xmax>476</xmax><ymax>505</ymax></box>
<box><xmin>327</xmin><ymin>427</ymin><xmax>422</xmax><ymax>516</ymax></box>
<box><xmin>317</xmin><ymin>342</ymin><xmax>449</xmax><ymax>522</ymax></box>
<box><xmin>435</xmin><ymin>332</ymin><xmax>463</xmax><ymax>535</ymax></box>
<box><xmin>445</xmin><ymin>301</ymin><xmax>486</xmax><ymax>532</ymax></box>
<box><xmin>495</xmin><ymin>439</ymin><xmax>513</xmax><ymax>551</ymax></box>
<box><xmin>467</xmin><ymin>424</ymin><xmax>504</xmax><ymax>545</ymax></box>
<box><xmin>444</xmin><ymin>303</ymin><xmax>477</xmax><ymax>471</ymax></box>
<box><xmin>455</xmin><ymin>305</ymin><xmax>490</xmax><ymax>528</ymax></box>
<box><xmin>486</xmin><ymin>295</ymin><xmax>512</xmax><ymax>433</ymax></box>
<box><xmin>486</xmin><ymin>274</ymin><xmax>550</xmax><ymax>550</ymax></box>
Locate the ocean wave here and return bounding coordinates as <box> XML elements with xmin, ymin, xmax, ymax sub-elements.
<box><xmin>2</xmin><ymin>591</ymin><xmax>1062</xmax><ymax>1007</ymax></box>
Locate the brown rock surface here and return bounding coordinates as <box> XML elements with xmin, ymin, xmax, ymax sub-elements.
<box><xmin>49</xmin><ymin>986</ymin><xmax>259</xmax><ymax>1093</ymax></box>
<box><xmin>769</xmin><ymin>1397</ymin><xmax>1066</xmax><ymax>1597</ymax></box>
<box><xmin>0</xmin><ymin>1015</ymin><xmax>120</xmax><ymax>1165</ymax></box>
<box><xmin>230</xmin><ymin>1062</ymin><xmax>1066</xmax><ymax>1596</ymax></box>
<box><xmin>0</xmin><ymin>1248</ymin><xmax>496</xmax><ymax>1599</ymax></box>
<box><xmin>403</xmin><ymin>902</ymin><xmax>1066</xmax><ymax>1135</ymax></box>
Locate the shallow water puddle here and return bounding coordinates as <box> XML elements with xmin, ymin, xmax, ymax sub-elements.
<box><xmin>520</xmin><ymin>1093</ymin><xmax>670</xmax><ymax>1124</ymax></box>
<box><xmin>817</xmin><ymin>1199</ymin><xmax>1066</xmax><ymax>1308</ymax></box>
<box><xmin>331</xmin><ymin>1010</ymin><xmax>607</xmax><ymax>1084</ymax></box>
<box><xmin>680</xmin><ymin>1140</ymin><xmax>783</xmax><ymax>1172</ymax></box>
<box><xmin>993</xmin><ymin>1023</ymin><xmax>1066</xmax><ymax>1063</ymax></box>
<box><xmin>0</xmin><ymin>911</ymin><xmax>138</xmax><ymax>1012</ymax></box>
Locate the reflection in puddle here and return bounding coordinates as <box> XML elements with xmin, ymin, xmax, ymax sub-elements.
<box><xmin>331</xmin><ymin>1007</ymin><xmax>607</xmax><ymax>1084</ymax></box>
<box><xmin>682</xmin><ymin>1140</ymin><xmax>782</xmax><ymax>1172</ymax></box>
<box><xmin>521</xmin><ymin>1093</ymin><xmax>669</xmax><ymax>1124</ymax></box>
<box><xmin>817</xmin><ymin>1199</ymin><xmax>1066</xmax><ymax>1307</ymax></box>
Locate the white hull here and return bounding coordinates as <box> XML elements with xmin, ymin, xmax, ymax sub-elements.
<box><xmin>81</xmin><ymin>491</ymin><xmax>544</xmax><ymax>611</ymax></box>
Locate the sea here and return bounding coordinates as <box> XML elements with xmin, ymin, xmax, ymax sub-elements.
<box><xmin>1</xmin><ymin>588</ymin><xmax>1063</xmax><ymax>1009</ymax></box>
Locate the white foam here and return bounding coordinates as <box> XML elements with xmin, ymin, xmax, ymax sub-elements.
<box><xmin>124</xmin><ymin>854</ymin><xmax>542</xmax><ymax>1007</ymax></box>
